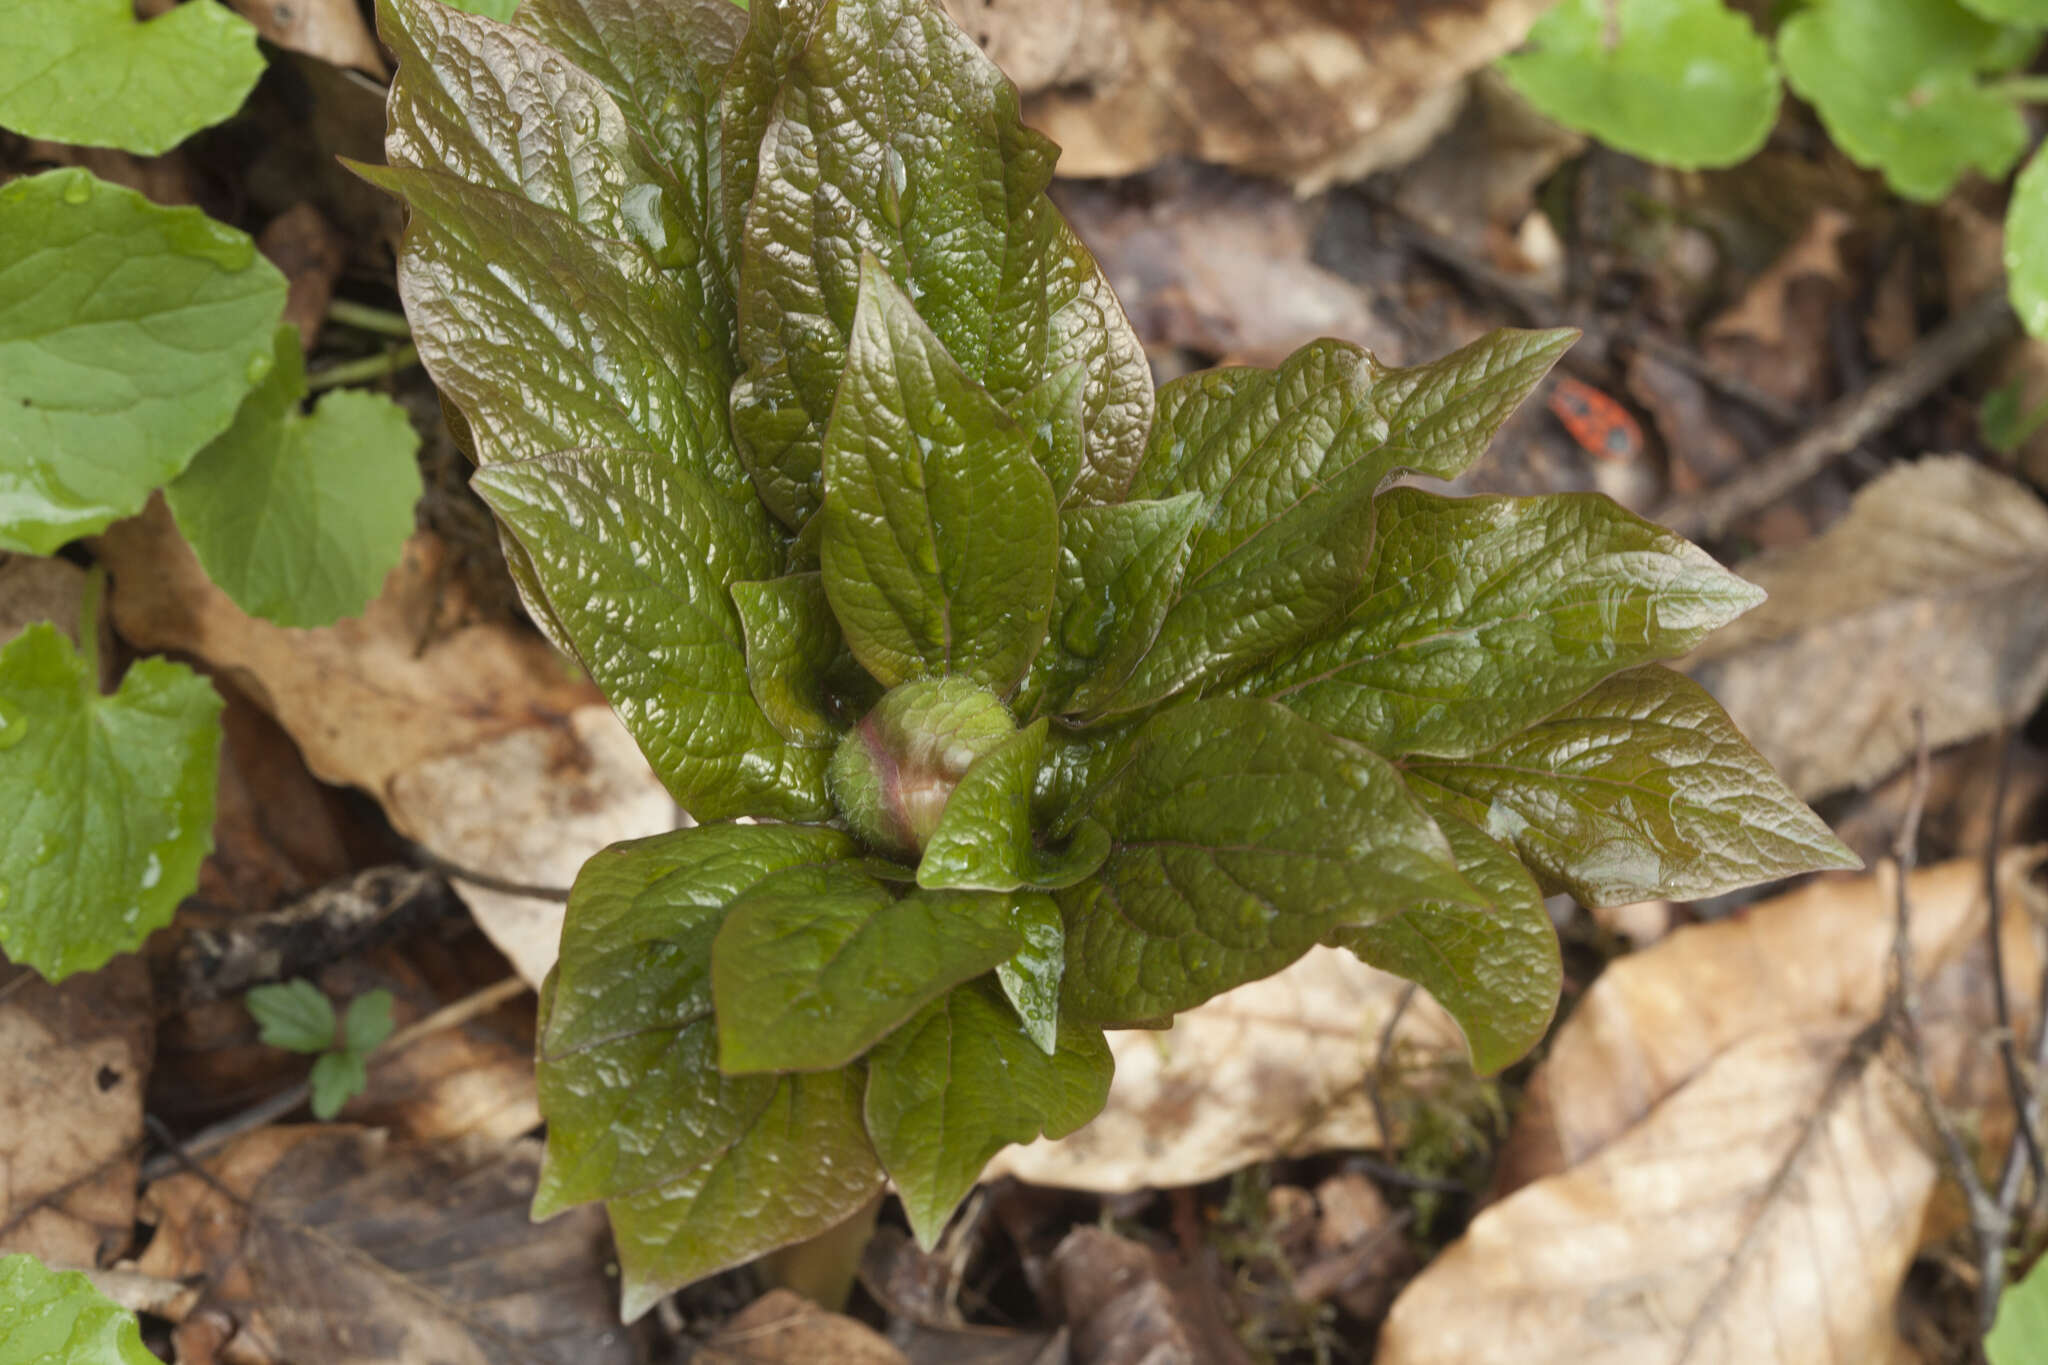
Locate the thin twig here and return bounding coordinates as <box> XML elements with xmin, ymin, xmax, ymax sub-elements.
<box><xmin>403</xmin><ymin>841</ymin><xmax>572</xmax><ymax>902</ymax></box>
<box><xmin>140</xmin><ymin>977</ymin><xmax>531</xmax><ymax>1180</ymax></box>
<box><xmin>1655</xmin><ymin>288</ymin><xmax>2016</xmax><ymax>540</ymax></box>
<box><xmin>1364</xmin><ymin>983</ymin><xmax>1419</xmax><ymax>1157</ymax></box>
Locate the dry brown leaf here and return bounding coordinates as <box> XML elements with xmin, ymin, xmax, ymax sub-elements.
<box><xmin>0</xmin><ymin>959</ymin><xmax>152</xmax><ymax>1266</ymax></box>
<box><xmin>1686</xmin><ymin>457</ymin><xmax>2048</xmax><ymax>799</ymax></box>
<box><xmin>135</xmin><ymin>1127</ymin><xmax>631</xmax><ymax>1364</ymax></box>
<box><xmin>1054</xmin><ymin>166</ymin><xmax>1402</xmax><ymax>368</ymax></box>
<box><xmin>988</xmin><ymin>947</ymin><xmax>1464</xmax><ymax>1192</ymax></box>
<box><xmin>696</xmin><ymin>1289</ymin><xmax>907</xmax><ymax>1365</ymax></box>
<box><xmin>0</xmin><ymin>554</ymin><xmax>87</xmax><ymax>645</ymax></box>
<box><xmin>257</xmin><ymin>203</ymin><xmax>349</xmax><ymax>354</ymax></box>
<box><xmin>228</xmin><ymin>0</ymin><xmax>385</xmax><ymax>76</ymax></box>
<box><xmin>99</xmin><ymin>503</ymin><xmax>678</xmax><ymax>984</ymax></box>
<box><xmin>1051</xmin><ymin>1226</ymin><xmax>1257</xmax><ymax>1365</ymax></box>
<box><xmin>1701</xmin><ymin>208</ymin><xmax>1852</xmax><ymax>409</ymax></box>
<box><xmin>1378</xmin><ymin>855</ymin><xmax>2042</xmax><ymax>1365</ymax></box>
<box><xmin>992</xmin><ymin>0</ymin><xmax>1553</xmax><ymax>190</ymax></box>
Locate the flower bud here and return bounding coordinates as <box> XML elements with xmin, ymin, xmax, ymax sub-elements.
<box><xmin>829</xmin><ymin>678</ymin><xmax>1015</xmax><ymax>857</ymax></box>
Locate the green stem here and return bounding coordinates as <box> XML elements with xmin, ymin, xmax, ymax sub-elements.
<box><xmin>1990</xmin><ymin>75</ymin><xmax>2048</xmax><ymax>103</ymax></box>
<box><xmin>755</xmin><ymin>1194</ymin><xmax>881</xmax><ymax>1310</ymax></box>
<box><xmin>306</xmin><ymin>343</ymin><xmax>421</xmax><ymax>392</ymax></box>
<box><xmin>325</xmin><ymin>299</ymin><xmax>413</xmax><ymax>338</ymax></box>
<box><xmin>77</xmin><ymin>565</ymin><xmax>105</xmax><ymax>695</ymax></box>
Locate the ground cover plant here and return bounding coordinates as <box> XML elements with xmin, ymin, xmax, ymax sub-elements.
<box><xmin>357</xmin><ymin>0</ymin><xmax>1860</xmax><ymax>1315</ymax></box>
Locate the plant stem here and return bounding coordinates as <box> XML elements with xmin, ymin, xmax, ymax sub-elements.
<box><xmin>1991</xmin><ymin>75</ymin><xmax>2048</xmax><ymax>103</ymax></box>
<box><xmin>325</xmin><ymin>299</ymin><xmax>413</xmax><ymax>338</ymax></box>
<box><xmin>756</xmin><ymin>1194</ymin><xmax>882</xmax><ymax>1310</ymax></box>
<box><xmin>307</xmin><ymin>343</ymin><xmax>421</xmax><ymax>392</ymax></box>
<box><xmin>76</xmin><ymin>565</ymin><xmax>104</xmax><ymax>694</ymax></box>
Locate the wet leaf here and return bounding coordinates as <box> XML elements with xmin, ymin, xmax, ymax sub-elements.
<box><xmin>919</xmin><ymin>722</ymin><xmax>1111</xmax><ymax>892</ymax></box>
<box><xmin>0</xmin><ymin>0</ymin><xmax>263</xmax><ymax>155</ymax></box>
<box><xmin>0</xmin><ymin>625</ymin><xmax>221</xmax><ymax>981</ymax></box>
<box><xmin>0</xmin><ymin>1254</ymin><xmax>156</xmax><ymax>1365</ymax></box>
<box><xmin>0</xmin><ymin>169</ymin><xmax>286</xmax><ymax>556</ymax></box>
<box><xmin>731</xmin><ymin>573</ymin><xmax>846</xmax><ymax>747</ymax></box>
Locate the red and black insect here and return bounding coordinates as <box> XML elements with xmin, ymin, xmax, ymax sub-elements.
<box><xmin>1547</xmin><ymin>375</ymin><xmax>1645</xmax><ymax>464</ymax></box>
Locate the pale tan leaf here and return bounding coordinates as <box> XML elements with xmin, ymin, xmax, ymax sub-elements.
<box><xmin>981</xmin><ymin>0</ymin><xmax>1554</xmax><ymax>190</ymax></box>
<box><xmin>228</xmin><ymin>0</ymin><xmax>385</xmax><ymax>76</ymax></box>
<box><xmin>987</xmin><ymin>947</ymin><xmax>1465</xmax><ymax>1192</ymax></box>
<box><xmin>0</xmin><ymin>959</ymin><xmax>152</xmax><ymax>1266</ymax></box>
<box><xmin>696</xmin><ymin>1289</ymin><xmax>907</xmax><ymax>1365</ymax></box>
<box><xmin>1687</xmin><ymin>457</ymin><xmax>2048</xmax><ymax>798</ymax></box>
<box><xmin>98</xmin><ymin>501</ymin><xmax>678</xmax><ymax>985</ymax></box>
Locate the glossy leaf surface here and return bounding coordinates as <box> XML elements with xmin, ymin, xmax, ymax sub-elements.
<box><xmin>730</xmin><ymin>0</ymin><xmax>1150</xmax><ymax>526</ymax></box>
<box><xmin>919</xmin><ymin>721</ymin><xmax>1111</xmax><ymax>892</ymax></box>
<box><xmin>1239</xmin><ymin>489</ymin><xmax>1763</xmax><ymax>758</ymax></box>
<box><xmin>0</xmin><ymin>169</ymin><xmax>286</xmax><ymax>555</ymax></box>
<box><xmin>167</xmin><ymin>329</ymin><xmax>422</xmax><ymax>628</ymax></box>
<box><xmin>1057</xmin><ymin>698</ymin><xmax>1483</xmax><ymax>1023</ymax></box>
<box><xmin>819</xmin><ymin>261</ymin><xmax>1058</xmax><ymax>692</ymax></box>
<box><xmin>996</xmin><ymin>893</ymin><xmax>1067</xmax><ymax>1055</ymax></box>
<box><xmin>731</xmin><ymin>573</ymin><xmax>846</xmax><ymax>747</ymax></box>
<box><xmin>0</xmin><ymin>626</ymin><xmax>220</xmax><ymax>980</ymax></box>
<box><xmin>1499</xmin><ymin>0</ymin><xmax>1781</xmax><ymax>170</ymax></box>
<box><xmin>864</xmin><ymin>981</ymin><xmax>1111</xmax><ymax>1246</ymax></box>
<box><xmin>0</xmin><ymin>0</ymin><xmax>263</xmax><ymax>155</ymax></box>
<box><xmin>711</xmin><ymin>862</ymin><xmax>1022</xmax><ymax>1073</ymax></box>
<box><xmin>1407</xmin><ymin>667</ymin><xmax>1862</xmax><ymax>906</ymax></box>
<box><xmin>1033</xmin><ymin>494</ymin><xmax>1205</xmax><ymax>718</ymax></box>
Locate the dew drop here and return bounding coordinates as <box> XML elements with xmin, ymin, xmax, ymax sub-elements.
<box><xmin>879</xmin><ymin>146</ymin><xmax>907</xmax><ymax>229</ymax></box>
<box><xmin>61</xmin><ymin>176</ymin><xmax>90</xmax><ymax>205</ymax></box>
<box><xmin>139</xmin><ymin>851</ymin><xmax>162</xmax><ymax>891</ymax></box>
<box><xmin>245</xmin><ymin>352</ymin><xmax>272</xmax><ymax>386</ymax></box>
<box><xmin>122</xmin><ymin>905</ymin><xmax>139</xmax><ymax>925</ymax></box>
<box><xmin>0</xmin><ymin>698</ymin><xmax>28</xmax><ymax>752</ymax></box>
<box><xmin>30</xmin><ymin>835</ymin><xmax>53</xmax><ymax>868</ymax></box>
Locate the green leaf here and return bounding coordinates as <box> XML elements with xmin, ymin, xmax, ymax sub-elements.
<box><xmin>1778</xmin><ymin>0</ymin><xmax>2031</xmax><ymax>202</ymax></box>
<box><xmin>996</xmin><ymin>893</ymin><xmax>1066</xmax><ymax>1055</ymax></box>
<box><xmin>1329</xmin><ymin>808</ymin><xmax>1561</xmax><ymax>1076</ymax></box>
<box><xmin>2008</xmin><ymin>145</ymin><xmax>2048</xmax><ymax>341</ymax></box>
<box><xmin>730</xmin><ymin>573</ymin><xmax>847</xmax><ymax>747</ymax></box>
<box><xmin>1498</xmin><ymin>0</ymin><xmax>1781</xmax><ymax>171</ymax></box>
<box><xmin>1026</xmin><ymin>494</ymin><xmax>1204</xmax><ymax>719</ymax></box>
<box><xmin>1237</xmin><ymin>489</ymin><xmax>1764</xmax><ymax>758</ymax></box>
<box><xmin>863</xmin><ymin>981</ymin><xmax>1111</xmax><ymax>1247</ymax></box>
<box><xmin>0</xmin><ymin>625</ymin><xmax>220</xmax><ymax>981</ymax></box>
<box><xmin>0</xmin><ymin>1254</ymin><xmax>158</xmax><ymax>1365</ymax></box>
<box><xmin>1056</xmin><ymin>697</ymin><xmax>1484</xmax><ymax>1024</ymax></box>
<box><xmin>165</xmin><ymin>328</ymin><xmax>422</xmax><ymax>628</ymax></box>
<box><xmin>0</xmin><ymin>169</ymin><xmax>287</xmax><ymax>556</ymax></box>
<box><xmin>1988</xmin><ymin>1247</ymin><xmax>2048</xmax><ymax>1365</ymax></box>
<box><xmin>1958</xmin><ymin>0</ymin><xmax>2048</xmax><ymax>21</ymax></box>
<box><xmin>819</xmin><ymin>258</ymin><xmax>1059</xmax><ymax>693</ymax></box>
<box><xmin>1092</xmin><ymin>330</ymin><xmax>1575</xmax><ymax>717</ymax></box>
<box><xmin>1406</xmin><ymin>666</ymin><xmax>1862</xmax><ymax>906</ymax></box>
<box><xmin>715</xmin><ymin>0</ymin><xmax>827</xmax><ymax>286</ymax></box>
<box><xmin>711</xmin><ymin>862</ymin><xmax>1023</xmax><ymax>1074</ymax></box>
<box><xmin>606</xmin><ymin>1066</ymin><xmax>883</xmax><ymax>1321</ymax></box>
<box><xmin>919</xmin><ymin>721</ymin><xmax>1111</xmax><ymax>892</ymax></box>
<box><xmin>0</xmin><ymin>0</ymin><xmax>263</xmax><ymax>155</ymax></box>
<box><xmin>729</xmin><ymin>0</ymin><xmax>1151</xmax><ymax>528</ymax></box>
<box><xmin>342</xmin><ymin>989</ymin><xmax>396</xmax><ymax>1054</ymax></box>
<box><xmin>309</xmin><ymin>1049</ymin><xmax>370</xmax><ymax>1120</ymax></box>
<box><xmin>446</xmin><ymin>0</ymin><xmax>520</xmax><ymax>19</ymax></box>
<box><xmin>247</xmin><ymin>979</ymin><xmax>338</xmax><ymax>1055</ymax></box>
<box><xmin>473</xmin><ymin>448</ymin><xmax>831</xmax><ymax>821</ymax></box>
<box><xmin>537</xmin><ymin>824</ymin><xmax>856</xmax><ymax>1218</ymax></box>
<box><xmin>1011</xmin><ymin>364</ymin><xmax>1090</xmax><ymax>502</ymax></box>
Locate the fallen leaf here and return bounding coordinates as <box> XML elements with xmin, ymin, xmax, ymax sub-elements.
<box><xmin>1051</xmin><ymin>1226</ymin><xmax>1257</xmax><ymax>1365</ymax></box>
<box><xmin>257</xmin><ymin>203</ymin><xmax>349</xmax><ymax>354</ymax></box>
<box><xmin>990</xmin><ymin>0</ymin><xmax>1555</xmax><ymax>190</ymax></box>
<box><xmin>1686</xmin><ymin>456</ymin><xmax>2048</xmax><ymax>799</ymax></box>
<box><xmin>1379</xmin><ymin>854</ymin><xmax>2043</xmax><ymax>1365</ymax></box>
<box><xmin>988</xmin><ymin>946</ymin><xmax>1465</xmax><ymax>1192</ymax></box>
<box><xmin>134</xmin><ymin>1127</ymin><xmax>632</xmax><ymax>1364</ymax></box>
<box><xmin>0</xmin><ymin>555</ymin><xmax>87</xmax><ymax>645</ymax></box>
<box><xmin>696</xmin><ymin>1288</ymin><xmax>907</xmax><ymax>1365</ymax></box>
<box><xmin>1053</xmin><ymin>165</ymin><xmax>1404</xmax><ymax>368</ymax></box>
<box><xmin>0</xmin><ymin>958</ymin><xmax>152</xmax><ymax>1266</ymax></box>
<box><xmin>99</xmin><ymin>502</ymin><xmax>679</xmax><ymax>985</ymax></box>
<box><xmin>1700</xmin><ymin>208</ymin><xmax>1852</xmax><ymax>409</ymax></box>
<box><xmin>228</xmin><ymin>0</ymin><xmax>384</xmax><ymax>76</ymax></box>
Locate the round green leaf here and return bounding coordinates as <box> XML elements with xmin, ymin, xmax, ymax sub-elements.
<box><xmin>0</xmin><ymin>1254</ymin><xmax>158</xmax><ymax>1365</ymax></box>
<box><xmin>0</xmin><ymin>0</ymin><xmax>263</xmax><ymax>155</ymax></box>
<box><xmin>0</xmin><ymin>625</ymin><xmax>221</xmax><ymax>980</ymax></box>
<box><xmin>2008</xmin><ymin>145</ymin><xmax>2048</xmax><ymax>339</ymax></box>
<box><xmin>246</xmin><ymin>979</ymin><xmax>339</xmax><ymax>1055</ymax></box>
<box><xmin>0</xmin><ymin>169</ymin><xmax>286</xmax><ymax>555</ymax></box>
<box><xmin>1778</xmin><ymin>0</ymin><xmax>2031</xmax><ymax>202</ymax></box>
<box><xmin>166</xmin><ymin>329</ymin><xmax>423</xmax><ymax>628</ymax></box>
<box><xmin>1988</xmin><ymin>1247</ymin><xmax>2048</xmax><ymax>1364</ymax></box>
<box><xmin>1499</xmin><ymin>0</ymin><xmax>1781</xmax><ymax>170</ymax></box>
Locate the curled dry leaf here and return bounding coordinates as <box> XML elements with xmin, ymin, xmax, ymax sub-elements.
<box><xmin>987</xmin><ymin>946</ymin><xmax>1465</xmax><ymax>1192</ymax></box>
<box><xmin>1687</xmin><ymin>457</ymin><xmax>2048</xmax><ymax>799</ymax></box>
<box><xmin>1378</xmin><ymin>854</ymin><xmax>2044</xmax><ymax>1365</ymax></box>
<box><xmin>977</xmin><ymin>0</ymin><xmax>1555</xmax><ymax>190</ymax></box>
<box><xmin>134</xmin><ymin>1127</ymin><xmax>631</xmax><ymax>1364</ymax></box>
<box><xmin>695</xmin><ymin>1289</ymin><xmax>907</xmax><ymax>1365</ymax></box>
<box><xmin>1051</xmin><ymin>1226</ymin><xmax>1258</xmax><ymax>1365</ymax></box>
<box><xmin>98</xmin><ymin>502</ymin><xmax>678</xmax><ymax>985</ymax></box>
<box><xmin>227</xmin><ymin>0</ymin><xmax>385</xmax><ymax>76</ymax></box>
<box><xmin>257</xmin><ymin>203</ymin><xmax>350</xmax><ymax>354</ymax></box>
<box><xmin>0</xmin><ymin>959</ymin><xmax>152</xmax><ymax>1267</ymax></box>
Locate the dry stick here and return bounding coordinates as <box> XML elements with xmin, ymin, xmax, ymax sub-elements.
<box><xmin>403</xmin><ymin>840</ymin><xmax>572</xmax><ymax>903</ymax></box>
<box><xmin>1655</xmin><ymin>287</ymin><xmax>2017</xmax><ymax>541</ymax></box>
<box><xmin>1886</xmin><ymin>713</ymin><xmax>2004</xmax><ymax>1337</ymax></box>
<box><xmin>1985</xmin><ymin>732</ymin><xmax>2042</xmax><ymax>1190</ymax></box>
<box><xmin>140</xmin><ymin>976</ymin><xmax>531</xmax><ymax>1180</ymax></box>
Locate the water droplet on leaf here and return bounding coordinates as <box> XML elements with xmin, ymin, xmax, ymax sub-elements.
<box><xmin>61</xmin><ymin>176</ymin><xmax>91</xmax><ymax>205</ymax></box>
<box><xmin>139</xmin><ymin>851</ymin><xmax>162</xmax><ymax>891</ymax></box>
<box><xmin>245</xmin><ymin>352</ymin><xmax>271</xmax><ymax>386</ymax></box>
<box><xmin>0</xmin><ymin>698</ymin><xmax>27</xmax><ymax>751</ymax></box>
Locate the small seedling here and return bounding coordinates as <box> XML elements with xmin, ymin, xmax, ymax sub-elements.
<box><xmin>245</xmin><ymin>980</ymin><xmax>396</xmax><ymax>1120</ymax></box>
